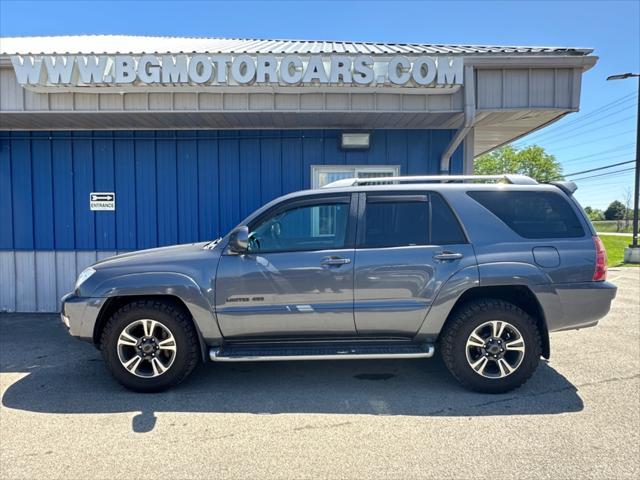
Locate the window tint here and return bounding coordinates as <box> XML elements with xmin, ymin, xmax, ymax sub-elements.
<box><xmin>249</xmin><ymin>202</ymin><xmax>349</xmax><ymax>253</ymax></box>
<box><xmin>431</xmin><ymin>194</ymin><xmax>467</xmax><ymax>244</ymax></box>
<box><xmin>362</xmin><ymin>200</ymin><xmax>429</xmax><ymax>248</ymax></box>
<box><xmin>467</xmin><ymin>191</ymin><xmax>585</xmax><ymax>238</ymax></box>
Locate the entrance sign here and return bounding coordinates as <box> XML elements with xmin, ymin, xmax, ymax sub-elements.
<box><xmin>90</xmin><ymin>192</ymin><xmax>115</xmax><ymax>211</ymax></box>
<box><xmin>11</xmin><ymin>54</ymin><xmax>463</xmax><ymax>90</ymax></box>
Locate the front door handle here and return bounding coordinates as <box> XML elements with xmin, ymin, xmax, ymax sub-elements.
<box><xmin>320</xmin><ymin>256</ymin><xmax>351</xmax><ymax>267</ymax></box>
<box><xmin>433</xmin><ymin>251</ymin><xmax>464</xmax><ymax>261</ymax></box>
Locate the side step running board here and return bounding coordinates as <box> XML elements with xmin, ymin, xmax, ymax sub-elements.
<box><xmin>209</xmin><ymin>343</ymin><xmax>435</xmax><ymax>362</ymax></box>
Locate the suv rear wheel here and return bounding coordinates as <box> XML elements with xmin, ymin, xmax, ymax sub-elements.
<box><xmin>100</xmin><ymin>300</ymin><xmax>200</xmax><ymax>392</ymax></box>
<box><xmin>440</xmin><ymin>299</ymin><xmax>542</xmax><ymax>393</ymax></box>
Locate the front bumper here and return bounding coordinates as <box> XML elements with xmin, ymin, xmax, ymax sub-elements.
<box><xmin>60</xmin><ymin>292</ymin><xmax>106</xmax><ymax>342</ymax></box>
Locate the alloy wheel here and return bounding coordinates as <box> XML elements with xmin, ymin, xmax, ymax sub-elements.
<box><xmin>116</xmin><ymin>319</ymin><xmax>177</xmax><ymax>378</ymax></box>
<box><xmin>465</xmin><ymin>320</ymin><xmax>526</xmax><ymax>379</ymax></box>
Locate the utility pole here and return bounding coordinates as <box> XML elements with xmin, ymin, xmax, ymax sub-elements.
<box><xmin>607</xmin><ymin>73</ymin><xmax>639</xmax><ymax>263</ymax></box>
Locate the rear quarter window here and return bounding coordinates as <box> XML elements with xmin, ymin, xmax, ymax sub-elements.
<box><xmin>431</xmin><ymin>194</ymin><xmax>467</xmax><ymax>244</ymax></box>
<box><xmin>467</xmin><ymin>190</ymin><xmax>585</xmax><ymax>239</ymax></box>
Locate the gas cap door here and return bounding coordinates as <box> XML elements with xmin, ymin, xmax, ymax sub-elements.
<box><xmin>532</xmin><ymin>246</ymin><xmax>561</xmax><ymax>268</ymax></box>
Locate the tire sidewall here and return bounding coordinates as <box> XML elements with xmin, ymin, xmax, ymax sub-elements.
<box><xmin>102</xmin><ymin>305</ymin><xmax>194</xmax><ymax>392</ymax></box>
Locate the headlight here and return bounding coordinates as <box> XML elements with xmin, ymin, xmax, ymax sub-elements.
<box><xmin>75</xmin><ymin>267</ymin><xmax>96</xmax><ymax>290</ymax></box>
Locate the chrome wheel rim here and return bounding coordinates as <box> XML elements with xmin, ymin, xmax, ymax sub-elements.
<box><xmin>465</xmin><ymin>320</ymin><xmax>525</xmax><ymax>379</ymax></box>
<box><xmin>116</xmin><ymin>319</ymin><xmax>177</xmax><ymax>378</ymax></box>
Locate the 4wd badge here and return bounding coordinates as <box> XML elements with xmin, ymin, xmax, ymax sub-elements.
<box><xmin>90</xmin><ymin>192</ymin><xmax>115</xmax><ymax>211</ymax></box>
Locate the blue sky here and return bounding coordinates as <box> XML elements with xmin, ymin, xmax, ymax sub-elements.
<box><xmin>1</xmin><ymin>0</ymin><xmax>638</xmax><ymax>210</ymax></box>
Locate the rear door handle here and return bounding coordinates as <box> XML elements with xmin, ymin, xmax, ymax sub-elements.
<box><xmin>320</xmin><ymin>256</ymin><xmax>351</xmax><ymax>267</ymax></box>
<box><xmin>433</xmin><ymin>251</ymin><xmax>464</xmax><ymax>261</ymax></box>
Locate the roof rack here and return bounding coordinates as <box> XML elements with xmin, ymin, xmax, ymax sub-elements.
<box><xmin>321</xmin><ymin>174</ymin><xmax>538</xmax><ymax>188</ymax></box>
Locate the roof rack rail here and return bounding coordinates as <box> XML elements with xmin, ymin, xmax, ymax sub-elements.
<box><xmin>321</xmin><ymin>174</ymin><xmax>538</xmax><ymax>188</ymax></box>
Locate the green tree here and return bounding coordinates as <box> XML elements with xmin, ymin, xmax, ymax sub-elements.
<box><xmin>604</xmin><ymin>200</ymin><xmax>627</xmax><ymax>221</ymax></box>
<box><xmin>474</xmin><ymin>145</ymin><xmax>563</xmax><ymax>183</ymax></box>
<box><xmin>584</xmin><ymin>206</ymin><xmax>604</xmax><ymax>221</ymax></box>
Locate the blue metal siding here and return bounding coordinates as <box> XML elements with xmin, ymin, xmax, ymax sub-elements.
<box><xmin>0</xmin><ymin>129</ymin><xmax>463</xmax><ymax>251</ymax></box>
<box><xmin>51</xmin><ymin>132</ymin><xmax>74</xmax><ymax>249</ymax></box>
<box><xmin>114</xmin><ymin>132</ymin><xmax>136</xmax><ymax>250</ymax></box>
<box><xmin>93</xmin><ymin>132</ymin><xmax>116</xmax><ymax>250</ymax></box>
<box><xmin>0</xmin><ymin>133</ymin><xmax>13</xmax><ymax>249</ymax></box>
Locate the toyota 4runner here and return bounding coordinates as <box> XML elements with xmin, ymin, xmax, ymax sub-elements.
<box><xmin>61</xmin><ymin>174</ymin><xmax>617</xmax><ymax>393</ymax></box>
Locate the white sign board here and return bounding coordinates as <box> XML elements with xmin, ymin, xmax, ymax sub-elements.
<box><xmin>90</xmin><ymin>192</ymin><xmax>115</xmax><ymax>211</ymax></box>
<box><xmin>10</xmin><ymin>54</ymin><xmax>463</xmax><ymax>91</ymax></box>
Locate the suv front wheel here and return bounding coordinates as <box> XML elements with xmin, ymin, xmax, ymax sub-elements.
<box><xmin>100</xmin><ymin>300</ymin><xmax>200</xmax><ymax>392</ymax></box>
<box><xmin>440</xmin><ymin>299</ymin><xmax>542</xmax><ymax>393</ymax></box>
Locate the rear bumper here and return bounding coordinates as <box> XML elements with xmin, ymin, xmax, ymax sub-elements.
<box><xmin>541</xmin><ymin>281</ymin><xmax>617</xmax><ymax>332</ymax></box>
<box><xmin>60</xmin><ymin>292</ymin><xmax>106</xmax><ymax>342</ymax></box>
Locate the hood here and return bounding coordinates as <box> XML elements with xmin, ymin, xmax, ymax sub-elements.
<box><xmin>75</xmin><ymin>240</ymin><xmax>226</xmax><ymax>298</ymax></box>
<box><xmin>93</xmin><ymin>241</ymin><xmax>219</xmax><ymax>271</ymax></box>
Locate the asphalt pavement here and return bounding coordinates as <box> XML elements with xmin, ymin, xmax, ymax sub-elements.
<box><xmin>1</xmin><ymin>267</ymin><xmax>638</xmax><ymax>479</ymax></box>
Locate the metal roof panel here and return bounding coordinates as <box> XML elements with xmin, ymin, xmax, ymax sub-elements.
<box><xmin>0</xmin><ymin>35</ymin><xmax>593</xmax><ymax>56</ymax></box>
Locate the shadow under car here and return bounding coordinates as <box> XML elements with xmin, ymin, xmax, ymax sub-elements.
<box><xmin>1</xmin><ymin>314</ymin><xmax>584</xmax><ymax>433</ymax></box>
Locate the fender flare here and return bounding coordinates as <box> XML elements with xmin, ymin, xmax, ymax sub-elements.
<box><xmin>90</xmin><ymin>271</ymin><xmax>223</xmax><ymax>345</ymax></box>
<box><xmin>415</xmin><ymin>262</ymin><xmax>557</xmax><ymax>357</ymax></box>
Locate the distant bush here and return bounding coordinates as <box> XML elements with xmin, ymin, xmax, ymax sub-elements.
<box><xmin>592</xmin><ymin>221</ymin><xmax>633</xmax><ymax>233</ymax></box>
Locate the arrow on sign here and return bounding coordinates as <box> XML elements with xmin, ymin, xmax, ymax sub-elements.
<box><xmin>91</xmin><ymin>194</ymin><xmax>114</xmax><ymax>201</ymax></box>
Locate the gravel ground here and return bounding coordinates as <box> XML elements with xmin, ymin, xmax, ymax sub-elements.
<box><xmin>1</xmin><ymin>267</ymin><xmax>638</xmax><ymax>480</ymax></box>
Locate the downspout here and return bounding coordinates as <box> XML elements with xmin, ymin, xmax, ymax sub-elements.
<box><xmin>440</xmin><ymin>65</ymin><xmax>476</xmax><ymax>174</ymax></box>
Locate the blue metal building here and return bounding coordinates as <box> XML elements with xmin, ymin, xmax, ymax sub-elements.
<box><xmin>0</xmin><ymin>36</ymin><xmax>596</xmax><ymax>312</ymax></box>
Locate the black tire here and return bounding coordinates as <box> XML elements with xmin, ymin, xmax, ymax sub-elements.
<box><xmin>100</xmin><ymin>299</ymin><xmax>200</xmax><ymax>393</ymax></box>
<box><xmin>439</xmin><ymin>298</ymin><xmax>542</xmax><ymax>394</ymax></box>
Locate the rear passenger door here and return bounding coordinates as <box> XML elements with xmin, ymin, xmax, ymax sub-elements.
<box><xmin>353</xmin><ymin>192</ymin><xmax>476</xmax><ymax>336</ymax></box>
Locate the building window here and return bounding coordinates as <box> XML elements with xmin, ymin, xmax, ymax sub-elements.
<box><xmin>311</xmin><ymin>165</ymin><xmax>400</xmax><ymax>188</ymax></box>
<box><xmin>311</xmin><ymin>165</ymin><xmax>400</xmax><ymax>236</ymax></box>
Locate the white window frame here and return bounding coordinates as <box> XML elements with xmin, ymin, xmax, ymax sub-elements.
<box><xmin>311</xmin><ymin>165</ymin><xmax>401</xmax><ymax>189</ymax></box>
<box><xmin>311</xmin><ymin>165</ymin><xmax>401</xmax><ymax>235</ymax></box>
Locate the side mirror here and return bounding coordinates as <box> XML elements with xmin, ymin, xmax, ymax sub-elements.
<box><xmin>228</xmin><ymin>226</ymin><xmax>249</xmax><ymax>253</ymax></box>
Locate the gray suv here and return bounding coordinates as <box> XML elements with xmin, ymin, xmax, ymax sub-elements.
<box><xmin>61</xmin><ymin>174</ymin><xmax>617</xmax><ymax>394</ymax></box>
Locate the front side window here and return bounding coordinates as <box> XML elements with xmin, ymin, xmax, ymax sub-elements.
<box><xmin>249</xmin><ymin>202</ymin><xmax>350</xmax><ymax>253</ymax></box>
<box><xmin>361</xmin><ymin>199</ymin><xmax>430</xmax><ymax>248</ymax></box>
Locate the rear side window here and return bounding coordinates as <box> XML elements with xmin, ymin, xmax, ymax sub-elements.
<box><xmin>359</xmin><ymin>193</ymin><xmax>467</xmax><ymax>248</ymax></box>
<box><xmin>431</xmin><ymin>194</ymin><xmax>467</xmax><ymax>244</ymax></box>
<box><xmin>361</xmin><ymin>199</ymin><xmax>429</xmax><ymax>248</ymax></box>
<box><xmin>467</xmin><ymin>191</ymin><xmax>585</xmax><ymax>238</ymax></box>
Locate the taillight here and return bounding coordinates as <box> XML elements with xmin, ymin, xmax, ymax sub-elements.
<box><xmin>593</xmin><ymin>236</ymin><xmax>607</xmax><ymax>281</ymax></box>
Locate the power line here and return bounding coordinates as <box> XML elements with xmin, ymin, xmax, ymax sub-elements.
<box><xmin>543</xmin><ymin>92</ymin><xmax>636</xmax><ymax>129</ymax></box>
<box><xmin>571</xmin><ymin>167</ymin><xmax>635</xmax><ymax>182</ymax></box>
<box><xmin>544</xmin><ymin>129</ymin><xmax>636</xmax><ymax>152</ymax></box>
<box><xmin>561</xmin><ymin>150</ymin><xmax>636</xmax><ymax>166</ymax></box>
<box><xmin>519</xmin><ymin>92</ymin><xmax>637</xmax><ymax>142</ymax></box>
<box><xmin>564</xmin><ymin>160</ymin><xmax>636</xmax><ymax>177</ymax></box>
<box><xmin>561</xmin><ymin>144</ymin><xmax>636</xmax><ymax>164</ymax></box>
<box><xmin>574</xmin><ymin>178</ymin><xmax>636</xmax><ymax>188</ymax></box>
<box><xmin>578</xmin><ymin>184</ymin><xmax>635</xmax><ymax>194</ymax></box>
<box><xmin>521</xmin><ymin>115</ymin><xmax>636</xmax><ymax>146</ymax></box>
<box><xmin>525</xmin><ymin>110</ymin><xmax>637</xmax><ymax>144</ymax></box>
<box><xmin>573</xmin><ymin>168</ymin><xmax>634</xmax><ymax>181</ymax></box>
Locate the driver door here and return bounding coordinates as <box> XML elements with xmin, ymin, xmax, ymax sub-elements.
<box><xmin>214</xmin><ymin>194</ymin><xmax>358</xmax><ymax>339</ymax></box>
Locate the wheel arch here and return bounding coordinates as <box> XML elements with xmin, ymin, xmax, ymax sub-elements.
<box><xmin>440</xmin><ymin>285</ymin><xmax>550</xmax><ymax>359</ymax></box>
<box><xmin>93</xmin><ymin>295</ymin><xmax>208</xmax><ymax>362</ymax></box>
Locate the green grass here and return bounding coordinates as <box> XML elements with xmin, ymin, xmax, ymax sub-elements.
<box><xmin>600</xmin><ymin>234</ymin><xmax>635</xmax><ymax>267</ymax></box>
